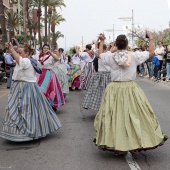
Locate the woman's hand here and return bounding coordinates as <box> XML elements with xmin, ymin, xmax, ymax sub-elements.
<box><xmin>146</xmin><ymin>30</ymin><xmax>154</xmax><ymax>40</ymax></box>
<box><xmin>7</xmin><ymin>42</ymin><xmax>14</xmax><ymax>52</ymax></box>
<box><xmin>98</xmin><ymin>33</ymin><xmax>105</xmax><ymax>41</ymax></box>
<box><xmin>49</xmin><ymin>50</ymin><xmax>59</xmax><ymax>61</ymax></box>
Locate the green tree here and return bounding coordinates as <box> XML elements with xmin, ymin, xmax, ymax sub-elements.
<box><xmin>52</xmin><ymin>31</ymin><xmax>64</xmax><ymax>48</ymax></box>
<box><xmin>43</xmin><ymin>0</ymin><xmax>66</xmax><ymax>44</ymax></box>
<box><xmin>51</xmin><ymin>12</ymin><xmax>65</xmax><ymax>49</ymax></box>
<box><xmin>69</xmin><ymin>47</ymin><xmax>74</xmax><ymax>55</ymax></box>
<box><xmin>0</xmin><ymin>0</ymin><xmax>7</xmax><ymax>45</ymax></box>
<box><xmin>136</xmin><ymin>38</ymin><xmax>147</xmax><ymax>48</ymax></box>
<box><xmin>7</xmin><ymin>12</ymin><xmax>21</xmax><ymax>39</ymax></box>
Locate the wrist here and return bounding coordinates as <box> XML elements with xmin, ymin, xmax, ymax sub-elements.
<box><xmin>10</xmin><ymin>48</ymin><xmax>15</xmax><ymax>53</ymax></box>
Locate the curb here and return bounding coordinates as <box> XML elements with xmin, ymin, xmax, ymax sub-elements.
<box><xmin>137</xmin><ymin>75</ymin><xmax>170</xmax><ymax>88</ymax></box>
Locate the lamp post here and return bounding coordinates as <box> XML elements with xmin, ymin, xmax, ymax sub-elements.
<box><xmin>65</xmin><ymin>36</ymin><xmax>66</xmax><ymax>53</ymax></box>
<box><xmin>118</xmin><ymin>9</ymin><xmax>134</xmax><ymax>48</ymax></box>
<box><xmin>104</xmin><ymin>24</ymin><xmax>122</xmax><ymax>42</ymax></box>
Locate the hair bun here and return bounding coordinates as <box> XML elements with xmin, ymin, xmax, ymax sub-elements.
<box><xmin>116</xmin><ymin>35</ymin><xmax>128</xmax><ymax>50</ymax></box>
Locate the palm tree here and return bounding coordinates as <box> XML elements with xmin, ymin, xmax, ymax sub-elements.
<box><xmin>28</xmin><ymin>0</ymin><xmax>66</xmax><ymax>48</ymax></box>
<box><xmin>47</xmin><ymin>0</ymin><xmax>66</xmax><ymax>44</ymax></box>
<box><xmin>52</xmin><ymin>31</ymin><xmax>64</xmax><ymax>48</ymax></box>
<box><xmin>42</xmin><ymin>0</ymin><xmax>66</xmax><ymax>44</ymax></box>
<box><xmin>29</xmin><ymin>0</ymin><xmax>43</xmax><ymax>48</ymax></box>
<box><xmin>23</xmin><ymin>0</ymin><xmax>28</xmax><ymax>43</ymax></box>
<box><xmin>0</xmin><ymin>0</ymin><xmax>7</xmax><ymax>45</ymax></box>
<box><xmin>7</xmin><ymin>12</ymin><xmax>21</xmax><ymax>39</ymax></box>
<box><xmin>32</xmin><ymin>20</ymin><xmax>39</xmax><ymax>48</ymax></box>
<box><xmin>51</xmin><ymin>12</ymin><xmax>65</xmax><ymax>49</ymax></box>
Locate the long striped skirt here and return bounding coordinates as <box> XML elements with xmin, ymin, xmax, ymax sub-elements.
<box><xmin>53</xmin><ymin>67</ymin><xmax>69</xmax><ymax>94</ymax></box>
<box><xmin>82</xmin><ymin>72</ymin><xmax>111</xmax><ymax>110</ymax></box>
<box><xmin>68</xmin><ymin>64</ymin><xmax>81</xmax><ymax>88</ymax></box>
<box><xmin>0</xmin><ymin>81</ymin><xmax>61</xmax><ymax>142</ymax></box>
<box><xmin>36</xmin><ymin>69</ymin><xmax>65</xmax><ymax>108</ymax></box>
<box><xmin>80</xmin><ymin>62</ymin><xmax>94</xmax><ymax>90</ymax></box>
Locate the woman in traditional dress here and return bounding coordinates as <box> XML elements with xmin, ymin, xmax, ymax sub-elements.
<box><xmin>58</xmin><ymin>48</ymin><xmax>68</xmax><ymax>75</ymax></box>
<box><xmin>94</xmin><ymin>32</ymin><xmax>168</xmax><ymax>155</ymax></box>
<box><xmin>67</xmin><ymin>48</ymin><xmax>82</xmax><ymax>90</ymax></box>
<box><xmin>34</xmin><ymin>44</ymin><xmax>65</xmax><ymax>111</ymax></box>
<box><xmin>0</xmin><ymin>43</ymin><xmax>61</xmax><ymax>142</ymax></box>
<box><xmin>79</xmin><ymin>44</ymin><xmax>95</xmax><ymax>90</ymax></box>
<box><xmin>52</xmin><ymin>49</ymin><xmax>69</xmax><ymax>97</ymax></box>
<box><xmin>81</xmin><ymin>43</ymin><xmax>111</xmax><ymax>110</ymax></box>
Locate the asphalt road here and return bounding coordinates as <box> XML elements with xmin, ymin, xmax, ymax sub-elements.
<box><xmin>0</xmin><ymin>77</ymin><xmax>169</xmax><ymax>170</ymax></box>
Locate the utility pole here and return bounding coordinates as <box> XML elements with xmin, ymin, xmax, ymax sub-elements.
<box><xmin>65</xmin><ymin>37</ymin><xmax>66</xmax><ymax>53</ymax></box>
<box><xmin>113</xmin><ymin>24</ymin><xmax>114</xmax><ymax>42</ymax></box>
<box><xmin>82</xmin><ymin>36</ymin><xmax>83</xmax><ymax>52</ymax></box>
<box><xmin>132</xmin><ymin>9</ymin><xmax>134</xmax><ymax>48</ymax></box>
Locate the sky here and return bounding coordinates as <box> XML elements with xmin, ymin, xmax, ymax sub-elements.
<box><xmin>56</xmin><ymin>0</ymin><xmax>170</xmax><ymax>51</ymax></box>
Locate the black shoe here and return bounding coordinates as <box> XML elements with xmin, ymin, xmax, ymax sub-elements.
<box><xmin>52</xmin><ymin>107</ymin><xmax>57</xmax><ymax>112</ymax></box>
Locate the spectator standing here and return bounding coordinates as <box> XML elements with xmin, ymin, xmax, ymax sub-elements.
<box><xmin>164</xmin><ymin>45</ymin><xmax>170</xmax><ymax>81</ymax></box>
<box><xmin>146</xmin><ymin>56</ymin><xmax>154</xmax><ymax>79</ymax></box>
<box><xmin>0</xmin><ymin>50</ymin><xmax>5</xmax><ymax>71</ymax></box>
<box><xmin>152</xmin><ymin>55</ymin><xmax>160</xmax><ymax>80</ymax></box>
<box><xmin>155</xmin><ymin>41</ymin><xmax>165</xmax><ymax>71</ymax></box>
<box><xmin>4</xmin><ymin>43</ymin><xmax>16</xmax><ymax>88</ymax></box>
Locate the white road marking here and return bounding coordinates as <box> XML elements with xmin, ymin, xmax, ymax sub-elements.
<box><xmin>0</xmin><ymin>166</ymin><xmax>12</xmax><ymax>169</ymax></box>
<box><xmin>124</xmin><ymin>152</ymin><xmax>141</xmax><ymax>170</ymax></box>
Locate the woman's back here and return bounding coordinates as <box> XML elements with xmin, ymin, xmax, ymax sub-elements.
<box><xmin>100</xmin><ymin>50</ymin><xmax>149</xmax><ymax>81</ymax></box>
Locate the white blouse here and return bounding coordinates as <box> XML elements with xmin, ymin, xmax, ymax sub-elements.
<box><xmin>72</xmin><ymin>55</ymin><xmax>81</xmax><ymax>65</ymax></box>
<box><xmin>98</xmin><ymin>51</ymin><xmax>111</xmax><ymax>72</ymax></box>
<box><xmin>80</xmin><ymin>52</ymin><xmax>94</xmax><ymax>63</ymax></box>
<box><xmin>33</xmin><ymin>54</ymin><xmax>55</xmax><ymax>70</ymax></box>
<box><xmin>100</xmin><ymin>51</ymin><xmax>149</xmax><ymax>81</ymax></box>
<box><xmin>12</xmin><ymin>57</ymin><xmax>36</xmax><ymax>82</ymax></box>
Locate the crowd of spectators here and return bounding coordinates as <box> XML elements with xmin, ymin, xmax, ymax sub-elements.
<box><xmin>136</xmin><ymin>41</ymin><xmax>170</xmax><ymax>82</ymax></box>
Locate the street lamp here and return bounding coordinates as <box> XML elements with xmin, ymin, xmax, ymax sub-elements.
<box><xmin>118</xmin><ymin>9</ymin><xmax>134</xmax><ymax>48</ymax></box>
<box><xmin>104</xmin><ymin>24</ymin><xmax>122</xmax><ymax>42</ymax></box>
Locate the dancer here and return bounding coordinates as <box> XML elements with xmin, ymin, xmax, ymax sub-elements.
<box><xmin>68</xmin><ymin>47</ymin><xmax>82</xmax><ymax>90</ymax></box>
<box><xmin>34</xmin><ymin>44</ymin><xmax>65</xmax><ymax>111</ymax></box>
<box><xmin>53</xmin><ymin>49</ymin><xmax>69</xmax><ymax>97</ymax></box>
<box><xmin>58</xmin><ymin>48</ymin><xmax>68</xmax><ymax>75</ymax></box>
<box><xmin>82</xmin><ymin>42</ymin><xmax>111</xmax><ymax>110</ymax></box>
<box><xmin>79</xmin><ymin>44</ymin><xmax>95</xmax><ymax>90</ymax></box>
<box><xmin>0</xmin><ymin>43</ymin><xmax>61</xmax><ymax>141</ymax></box>
<box><xmin>94</xmin><ymin>32</ymin><xmax>168</xmax><ymax>154</ymax></box>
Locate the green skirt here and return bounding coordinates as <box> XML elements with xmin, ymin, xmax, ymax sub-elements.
<box><xmin>94</xmin><ymin>81</ymin><xmax>168</xmax><ymax>152</ymax></box>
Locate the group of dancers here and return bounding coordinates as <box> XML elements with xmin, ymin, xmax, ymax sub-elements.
<box><xmin>0</xmin><ymin>31</ymin><xmax>168</xmax><ymax>155</ymax></box>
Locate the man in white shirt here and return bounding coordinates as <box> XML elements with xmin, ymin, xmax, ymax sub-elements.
<box><xmin>155</xmin><ymin>41</ymin><xmax>165</xmax><ymax>70</ymax></box>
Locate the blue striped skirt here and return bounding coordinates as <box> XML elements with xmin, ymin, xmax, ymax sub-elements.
<box><xmin>80</xmin><ymin>62</ymin><xmax>94</xmax><ymax>90</ymax></box>
<box><xmin>0</xmin><ymin>81</ymin><xmax>61</xmax><ymax>142</ymax></box>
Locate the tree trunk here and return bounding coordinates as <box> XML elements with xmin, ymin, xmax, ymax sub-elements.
<box><xmin>48</xmin><ymin>15</ymin><xmax>51</xmax><ymax>45</ymax></box>
<box><xmin>44</xmin><ymin>5</ymin><xmax>47</xmax><ymax>44</ymax></box>
<box><xmin>23</xmin><ymin>0</ymin><xmax>28</xmax><ymax>43</ymax></box>
<box><xmin>37</xmin><ymin>7</ymin><xmax>42</xmax><ymax>49</ymax></box>
<box><xmin>0</xmin><ymin>0</ymin><xmax>7</xmax><ymax>45</ymax></box>
<box><xmin>52</xmin><ymin>27</ymin><xmax>56</xmax><ymax>50</ymax></box>
<box><xmin>34</xmin><ymin>32</ymin><xmax>36</xmax><ymax>49</ymax></box>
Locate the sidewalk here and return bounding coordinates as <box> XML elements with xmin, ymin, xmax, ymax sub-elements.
<box><xmin>137</xmin><ymin>74</ymin><xmax>170</xmax><ymax>88</ymax></box>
